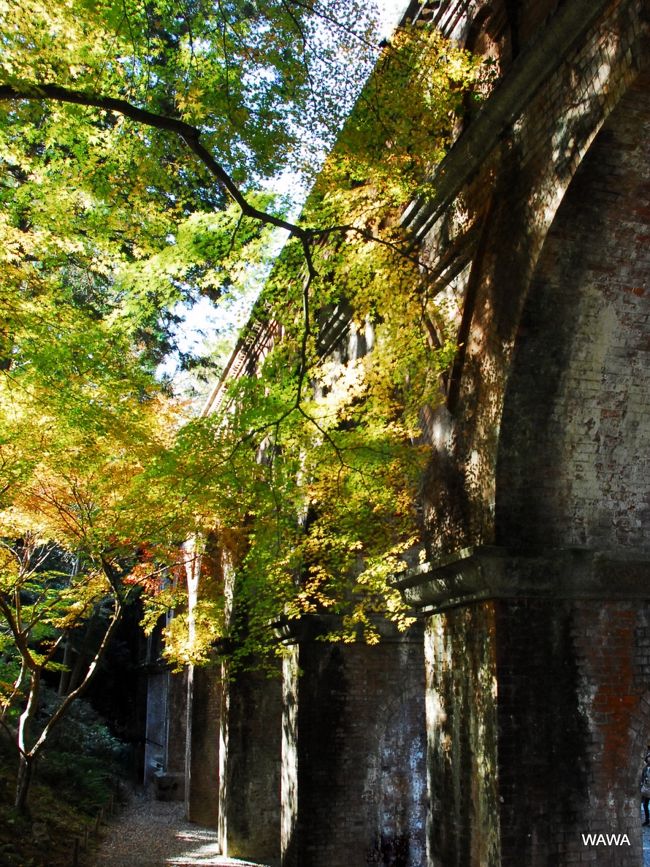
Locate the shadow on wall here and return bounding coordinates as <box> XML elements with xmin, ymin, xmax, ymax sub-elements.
<box><xmin>496</xmin><ymin>70</ymin><xmax>650</xmax><ymax>553</ymax></box>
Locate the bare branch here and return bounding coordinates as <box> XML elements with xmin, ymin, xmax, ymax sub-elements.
<box><xmin>0</xmin><ymin>593</ymin><xmax>38</xmax><ymax>670</ymax></box>
<box><xmin>0</xmin><ymin>659</ymin><xmax>26</xmax><ymax>725</ymax></box>
<box><xmin>285</xmin><ymin>0</ymin><xmax>381</xmax><ymax>55</ymax></box>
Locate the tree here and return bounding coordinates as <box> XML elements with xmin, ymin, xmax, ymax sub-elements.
<box><xmin>0</xmin><ymin>292</ymin><xmax>187</xmax><ymax>810</ymax></box>
<box><xmin>124</xmin><ymin>24</ymin><xmax>484</xmax><ymax>665</ymax></box>
<box><xmin>0</xmin><ymin>537</ymin><xmax>123</xmax><ymax>812</ymax></box>
<box><xmin>0</xmin><ymin>0</ymin><xmax>379</xmax><ymax>808</ymax></box>
<box><xmin>0</xmin><ymin>0</ymin><xmax>487</xmax><ymax>805</ymax></box>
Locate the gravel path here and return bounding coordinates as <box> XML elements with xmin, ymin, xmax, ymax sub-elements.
<box><xmin>93</xmin><ymin>793</ymin><xmax>269</xmax><ymax>867</ymax></box>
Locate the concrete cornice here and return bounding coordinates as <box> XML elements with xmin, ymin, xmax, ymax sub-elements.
<box><xmin>401</xmin><ymin>0</ymin><xmax>612</xmax><ymax>241</ymax></box>
<box><xmin>392</xmin><ymin>546</ymin><xmax>650</xmax><ymax>612</ymax></box>
<box><xmin>200</xmin><ymin>314</ymin><xmax>278</xmax><ymax>417</ymax></box>
<box><xmin>399</xmin><ymin>1</ymin><xmax>472</xmax><ymax>38</ymax></box>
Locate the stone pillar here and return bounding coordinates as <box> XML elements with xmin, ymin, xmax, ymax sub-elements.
<box><xmin>154</xmin><ymin>669</ymin><xmax>187</xmax><ymax>801</ymax></box>
<box><xmin>281</xmin><ymin>617</ymin><xmax>427</xmax><ymax>867</ymax></box>
<box><xmin>144</xmin><ymin>668</ymin><xmax>167</xmax><ymax>791</ymax></box>
<box><xmin>165</xmin><ymin>670</ymin><xmax>188</xmax><ymax>773</ymax></box>
<box><xmin>396</xmin><ymin>547</ymin><xmax>650</xmax><ymax>866</ymax></box>
<box><xmin>218</xmin><ymin>661</ymin><xmax>283</xmax><ymax>866</ymax></box>
<box><xmin>185</xmin><ymin>662</ymin><xmax>222</xmax><ymax>827</ymax></box>
<box><xmin>423</xmin><ymin>603</ymin><xmax>500</xmax><ymax>867</ymax></box>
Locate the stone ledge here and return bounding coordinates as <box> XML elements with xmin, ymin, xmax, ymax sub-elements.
<box><xmin>400</xmin><ymin>0</ymin><xmax>614</xmax><ymax>241</ymax></box>
<box><xmin>272</xmin><ymin>612</ymin><xmax>423</xmax><ymax>644</ymax></box>
<box><xmin>391</xmin><ymin>545</ymin><xmax>650</xmax><ymax>612</ymax></box>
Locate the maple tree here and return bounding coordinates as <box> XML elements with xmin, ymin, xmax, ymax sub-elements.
<box><xmin>0</xmin><ymin>0</ymin><xmax>485</xmax><ymax>808</ymax></box>
<box><xmin>148</xmin><ymin>25</ymin><xmax>483</xmax><ymax>666</ymax></box>
<box><xmin>0</xmin><ymin>295</ymin><xmax>186</xmax><ymax>810</ymax></box>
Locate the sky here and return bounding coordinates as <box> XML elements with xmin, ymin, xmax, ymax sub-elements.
<box><xmin>376</xmin><ymin>0</ymin><xmax>411</xmax><ymax>36</ymax></box>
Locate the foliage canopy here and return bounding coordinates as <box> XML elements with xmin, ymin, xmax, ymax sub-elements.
<box><xmin>0</xmin><ymin>0</ymin><xmax>487</xmax><ymax>805</ymax></box>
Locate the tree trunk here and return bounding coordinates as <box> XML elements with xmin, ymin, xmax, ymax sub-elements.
<box><xmin>58</xmin><ymin>630</ymin><xmax>73</xmax><ymax>695</ymax></box>
<box><xmin>15</xmin><ymin>753</ymin><xmax>33</xmax><ymax>813</ymax></box>
<box><xmin>59</xmin><ymin>557</ymin><xmax>81</xmax><ymax>696</ymax></box>
<box><xmin>14</xmin><ymin>670</ymin><xmax>40</xmax><ymax>813</ymax></box>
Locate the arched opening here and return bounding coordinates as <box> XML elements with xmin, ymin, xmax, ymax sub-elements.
<box><xmin>496</xmin><ymin>69</ymin><xmax>650</xmax><ymax>553</ymax></box>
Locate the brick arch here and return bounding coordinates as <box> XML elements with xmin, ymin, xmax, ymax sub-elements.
<box><xmin>416</xmin><ymin>6</ymin><xmax>649</xmax><ymax>554</ymax></box>
<box><xmin>494</xmin><ymin>70</ymin><xmax>650</xmax><ymax>551</ymax></box>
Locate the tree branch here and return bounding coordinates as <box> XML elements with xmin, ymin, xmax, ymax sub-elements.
<box><xmin>285</xmin><ymin>0</ymin><xmax>381</xmax><ymax>55</ymax></box>
<box><xmin>0</xmin><ymin>83</ymin><xmax>303</xmax><ymax>238</ymax></box>
<box><xmin>27</xmin><ymin>600</ymin><xmax>123</xmax><ymax>759</ymax></box>
<box><xmin>0</xmin><ymin>593</ymin><xmax>38</xmax><ymax>670</ymax></box>
<box><xmin>0</xmin><ymin>82</ymin><xmax>434</xmax><ymax>270</ymax></box>
<box><xmin>0</xmin><ymin>659</ymin><xmax>26</xmax><ymax>725</ymax></box>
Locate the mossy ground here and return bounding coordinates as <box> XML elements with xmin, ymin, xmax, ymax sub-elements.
<box><xmin>0</xmin><ymin>766</ymin><xmax>102</xmax><ymax>867</ymax></box>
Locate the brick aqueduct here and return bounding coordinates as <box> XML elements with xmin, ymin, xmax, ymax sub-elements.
<box><xmin>143</xmin><ymin>1</ymin><xmax>650</xmax><ymax>865</ymax></box>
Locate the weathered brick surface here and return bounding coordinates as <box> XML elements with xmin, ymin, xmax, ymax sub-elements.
<box><xmin>494</xmin><ymin>599</ymin><xmax>650</xmax><ymax>866</ymax></box>
<box><xmin>418</xmin><ymin>0</ymin><xmax>648</xmax><ymax>556</ymax></box>
<box><xmin>166</xmin><ymin>671</ymin><xmax>188</xmax><ymax>776</ymax></box>
<box><xmin>412</xmin><ymin>1</ymin><xmax>650</xmax><ymax>864</ymax></box>
<box><xmin>568</xmin><ymin>602</ymin><xmax>649</xmax><ymax>865</ymax></box>
<box><xmin>496</xmin><ymin>71</ymin><xmax>650</xmax><ymax>551</ymax></box>
<box><xmin>186</xmin><ymin>663</ymin><xmax>221</xmax><ymax>827</ymax></box>
<box><xmin>144</xmin><ymin>670</ymin><xmax>167</xmax><ymax>790</ymax></box>
<box><xmin>156</xmin><ymin>669</ymin><xmax>188</xmax><ymax>801</ymax></box>
<box><xmin>425</xmin><ymin>597</ymin><xmax>650</xmax><ymax>867</ymax></box>
<box><xmin>219</xmin><ymin>663</ymin><xmax>283</xmax><ymax>865</ymax></box>
<box><xmin>495</xmin><ymin>599</ymin><xmax>592</xmax><ymax>867</ymax></box>
<box><xmin>282</xmin><ymin>625</ymin><xmax>427</xmax><ymax>867</ymax></box>
<box><xmin>424</xmin><ymin>604</ymin><xmax>500</xmax><ymax>867</ymax></box>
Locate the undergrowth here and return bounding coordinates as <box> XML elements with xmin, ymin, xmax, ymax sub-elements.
<box><xmin>0</xmin><ymin>693</ymin><xmax>131</xmax><ymax>867</ymax></box>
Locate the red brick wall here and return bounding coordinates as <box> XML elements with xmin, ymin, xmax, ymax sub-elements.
<box><xmin>220</xmin><ymin>663</ymin><xmax>283</xmax><ymax>865</ymax></box>
<box><xmin>186</xmin><ymin>664</ymin><xmax>221</xmax><ymax>827</ymax></box>
<box><xmin>414</xmin><ymin>2</ymin><xmax>649</xmax><ymax>865</ymax></box>
<box><xmin>422</xmin><ymin>596</ymin><xmax>650</xmax><ymax>866</ymax></box>
<box><xmin>494</xmin><ymin>599</ymin><xmax>592</xmax><ymax>866</ymax></box>
<box><xmin>166</xmin><ymin>670</ymin><xmax>188</xmax><ymax>783</ymax></box>
<box><xmin>496</xmin><ymin>71</ymin><xmax>650</xmax><ymax>552</ymax></box>
<box><xmin>418</xmin><ymin>0</ymin><xmax>648</xmax><ymax>556</ymax></box>
<box><xmin>494</xmin><ymin>599</ymin><xmax>650</xmax><ymax>866</ymax></box>
<box><xmin>282</xmin><ymin>624</ymin><xmax>427</xmax><ymax>867</ymax></box>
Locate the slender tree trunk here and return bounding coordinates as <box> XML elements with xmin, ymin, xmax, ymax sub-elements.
<box><xmin>58</xmin><ymin>630</ymin><xmax>73</xmax><ymax>696</ymax></box>
<box><xmin>58</xmin><ymin>558</ymin><xmax>80</xmax><ymax>696</ymax></box>
<box><xmin>14</xmin><ymin>670</ymin><xmax>40</xmax><ymax>813</ymax></box>
<box><xmin>15</xmin><ymin>753</ymin><xmax>34</xmax><ymax>813</ymax></box>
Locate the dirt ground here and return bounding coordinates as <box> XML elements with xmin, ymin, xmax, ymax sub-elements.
<box><xmin>92</xmin><ymin>792</ymin><xmax>269</xmax><ymax>867</ymax></box>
